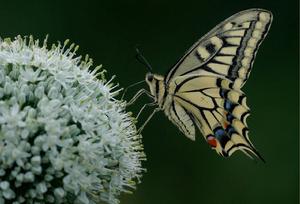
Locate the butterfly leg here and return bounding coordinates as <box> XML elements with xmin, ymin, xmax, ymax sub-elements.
<box><xmin>127</xmin><ymin>89</ymin><xmax>154</xmax><ymax>106</ymax></box>
<box><xmin>137</xmin><ymin>102</ymin><xmax>156</xmax><ymax>119</ymax></box>
<box><xmin>138</xmin><ymin>108</ymin><xmax>160</xmax><ymax>133</ymax></box>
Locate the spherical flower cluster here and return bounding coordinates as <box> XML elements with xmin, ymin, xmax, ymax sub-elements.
<box><xmin>0</xmin><ymin>36</ymin><xmax>145</xmax><ymax>204</ymax></box>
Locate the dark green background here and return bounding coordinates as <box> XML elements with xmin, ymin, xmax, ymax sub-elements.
<box><xmin>1</xmin><ymin>0</ymin><xmax>298</xmax><ymax>203</ymax></box>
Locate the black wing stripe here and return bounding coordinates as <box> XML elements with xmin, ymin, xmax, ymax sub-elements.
<box><xmin>180</xmin><ymin>64</ymin><xmax>226</xmax><ymax>78</ymax></box>
<box><xmin>211</xmin><ymin>59</ymin><xmax>232</xmax><ymax>66</ymax></box>
<box><xmin>199</xmin><ymin>110</ymin><xmax>213</xmax><ymax>130</ymax></box>
<box><xmin>227</xmin><ymin>20</ymin><xmax>256</xmax><ymax>80</ymax></box>
<box><xmin>217</xmin><ymin>53</ymin><xmax>236</xmax><ymax>57</ymax></box>
<box><xmin>174</xmin><ymin>75</ymin><xmax>199</xmax><ymax>93</ymax></box>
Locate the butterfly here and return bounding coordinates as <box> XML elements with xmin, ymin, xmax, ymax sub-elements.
<box><xmin>127</xmin><ymin>8</ymin><xmax>272</xmax><ymax>161</ymax></box>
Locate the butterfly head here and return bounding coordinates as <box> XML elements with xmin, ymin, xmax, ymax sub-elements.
<box><xmin>145</xmin><ymin>72</ymin><xmax>158</xmax><ymax>96</ymax></box>
<box><xmin>145</xmin><ymin>72</ymin><xmax>165</xmax><ymax>104</ymax></box>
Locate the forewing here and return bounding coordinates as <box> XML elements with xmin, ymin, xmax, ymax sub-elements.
<box><xmin>165</xmin><ymin>9</ymin><xmax>272</xmax><ymax>89</ymax></box>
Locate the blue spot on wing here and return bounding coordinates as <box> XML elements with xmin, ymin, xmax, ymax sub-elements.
<box><xmin>225</xmin><ymin>100</ymin><xmax>235</xmax><ymax>112</ymax></box>
<box><xmin>226</xmin><ymin>126</ymin><xmax>235</xmax><ymax>136</ymax></box>
<box><xmin>220</xmin><ymin>89</ymin><xmax>226</xmax><ymax>97</ymax></box>
<box><xmin>214</xmin><ymin>127</ymin><xmax>230</xmax><ymax>148</ymax></box>
<box><xmin>214</xmin><ymin>128</ymin><xmax>226</xmax><ymax>140</ymax></box>
<box><xmin>220</xmin><ymin>89</ymin><xmax>229</xmax><ymax>98</ymax></box>
<box><xmin>225</xmin><ymin>100</ymin><xmax>232</xmax><ymax>110</ymax></box>
<box><xmin>226</xmin><ymin>113</ymin><xmax>234</xmax><ymax>122</ymax></box>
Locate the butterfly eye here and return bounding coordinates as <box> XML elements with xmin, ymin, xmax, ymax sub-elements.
<box><xmin>146</xmin><ymin>74</ymin><xmax>154</xmax><ymax>82</ymax></box>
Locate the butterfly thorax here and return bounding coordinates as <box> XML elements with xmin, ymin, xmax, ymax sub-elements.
<box><xmin>145</xmin><ymin>73</ymin><xmax>166</xmax><ymax>108</ymax></box>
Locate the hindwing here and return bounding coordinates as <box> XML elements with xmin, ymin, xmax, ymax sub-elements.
<box><xmin>166</xmin><ymin>101</ymin><xmax>196</xmax><ymax>140</ymax></box>
<box><xmin>169</xmin><ymin>75</ymin><xmax>264</xmax><ymax>160</ymax></box>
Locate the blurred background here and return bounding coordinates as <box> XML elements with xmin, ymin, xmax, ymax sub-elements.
<box><xmin>0</xmin><ymin>0</ymin><xmax>298</xmax><ymax>203</ymax></box>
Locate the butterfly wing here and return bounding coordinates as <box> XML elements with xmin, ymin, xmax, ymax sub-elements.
<box><xmin>171</xmin><ymin>75</ymin><xmax>263</xmax><ymax>159</ymax></box>
<box><xmin>166</xmin><ymin>100</ymin><xmax>196</xmax><ymax>140</ymax></box>
<box><xmin>165</xmin><ymin>9</ymin><xmax>272</xmax><ymax>160</ymax></box>
<box><xmin>165</xmin><ymin>8</ymin><xmax>272</xmax><ymax>88</ymax></box>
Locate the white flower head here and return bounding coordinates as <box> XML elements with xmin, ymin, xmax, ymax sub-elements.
<box><xmin>0</xmin><ymin>36</ymin><xmax>145</xmax><ymax>204</ymax></box>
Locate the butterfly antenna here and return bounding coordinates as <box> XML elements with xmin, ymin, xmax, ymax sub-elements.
<box><xmin>135</xmin><ymin>47</ymin><xmax>153</xmax><ymax>72</ymax></box>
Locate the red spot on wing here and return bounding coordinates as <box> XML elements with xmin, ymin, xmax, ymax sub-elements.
<box><xmin>207</xmin><ymin>136</ymin><xmax>217</xmax><ymax>148</ymax></box>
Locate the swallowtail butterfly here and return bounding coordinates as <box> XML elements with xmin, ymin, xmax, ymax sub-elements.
<box><xmin>129</xmin><ymin>9</ymin><xmax>272</xmax><ymax>161</ymax></box>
